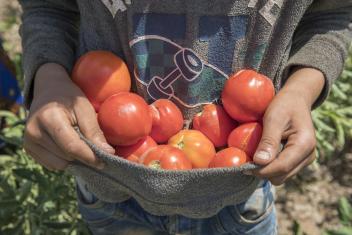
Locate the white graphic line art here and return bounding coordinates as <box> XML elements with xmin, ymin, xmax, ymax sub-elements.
<box><xmin>130</xmin><ymin>35</ymin><xmax>228</xmax><ymax>79</ymax></box>
<box><xmin>130</xmin><ymin>35</ymin><xmax>229</xmax><ymax>108</ymax></box>
<box><xmin>147</xmin><ymin>49</ymin><xmax>203</xmax><ymax>100</ymax></box>
<box><xmin>134</xmin><ymin>69</ymin><xmax>213</xmax><ymax>108</ymax></box>
<box><xmin>100</xmin><ymin>0</ymin><xmax>127</xmax><ymax>18</ymax></box>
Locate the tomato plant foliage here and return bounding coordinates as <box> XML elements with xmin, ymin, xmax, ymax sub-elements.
<box><xmin>0</xmin><ymin>109</ymin><xmax>89</xmax><ymax>235</ymax></box>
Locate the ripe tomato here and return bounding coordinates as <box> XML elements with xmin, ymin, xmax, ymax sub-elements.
<box><xmin>98</xmin><ymin>92</ymin><xmax>152</xmax><ymax>146</ymax></box>
<box><xmin>227</xmin><ymin>122</ymin><xmax>262</xmax><ymax>159</ymax></box>
<box><xmin>168</xmin><ymin>130</ymin><xmax>216</xmax><ymax>168</ymax></box>
<box><xmin>221</xmin><ymin>69</ymin><xmax>275</xmax><ymax>122</ymax></box>
<box><xmin>125</xmin><ymin>155</ymin><xmax>140</xmax><ymax>163</ymax></box>
<box><xmin>115</xmin><ymin>136</ymin><xmax>157</xmax><ymax>162</ymax></box>
<box><xmin>192</xmin><ymin>104</ymin><xmax>237</xmax><ymax>147</ymax></box>
<box><xmin>149</xmin><ymin>99</ymin><xmax>184</xmax><ymax>143</ymax></box>
<box><xmin>209</xmin><ymin>147</ymin><xmax>250</xmax><ymax>168</ymax></box>
<box><xmin>140</xmin><ymin>145</ymin><xmax>192</xmax><ymax>170</ymax></box>
<box><xmin>72</xmin><ymin>51</ymin><xmax>131</xmax><ymax>111</ymax></box>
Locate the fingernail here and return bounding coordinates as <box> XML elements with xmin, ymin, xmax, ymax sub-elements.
<box><xmin>101</xmin><ymin>143</ymin><xmax>115</xmax><ymax>154</ymax></box>
<box><xmin>255</xmin><ymin>151</ymin><xmax>271</xmax><ymax>160</ymax></box>
<box><xmin>243</xmin><ymin>171</ymin><xmax>253</xmax><ymax>175</ymax></box>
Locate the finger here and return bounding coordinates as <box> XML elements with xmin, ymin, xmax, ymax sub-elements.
<box><xmin>269</xmin><ymin>151</ymin><xmax>316</xmax><ymax>186</ymax></box>
<box><xmin>24</xmin><ymin>117</ymin><xmax>43</xmax><ymax>143</ymax></box>
<box><xmin>29</xmin><ymin>128</ymin><xmax>74</xmax><ymax>162</ymax></box>
<box><xmin>73</xmin><ymin>97</ymin><xmax>115</xmax><ymax>154</ymax></box>
<box><xmin>24</xmin><ymin>143</ymin><xmax>69</xmax><ymax>171</ymax></box>
<box><xmin>39</xmin><ymin>108</ymin><xmax>105</xmax><ymax>169</ymax></box>
<box><xmin>25</xmin><ymin>116</ymin><xmax>74</xmax><ymax>162</ymax></box>
<box><xmin>23</xmin><ymin>124</ymin><xmax>47</xmax><ymax>166</ymax></box>
<box><xmin>252</xmin><ymin>130</ymin><xmax>316</xmax><ymax>178</ymax></box>
<box><xmin>253</xmin><ymin>110</ymin><xmax>289</xmax><ymax>165</ymax></box>
<box><xmin>41</xmin><ymin>138</ymin><xmax>74</xmax><ymax>161</ymax></box>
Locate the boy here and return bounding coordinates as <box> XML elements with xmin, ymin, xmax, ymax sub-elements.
<box><xmin>20</xmin><ymin>0</ymin><xmax>352</xmax><ymax>234</ymax></box>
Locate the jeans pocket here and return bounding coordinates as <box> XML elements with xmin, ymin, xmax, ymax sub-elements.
<box><xmin>212</xmin><ymin>180</ymin><xmax>276</xmax><ymax>234</ymax></box>
<box><xmin>76</xmin><ymin>181</ymin><xmax>122</xmax><ymax>229</ymax></box>
<box><xmin>76</xmin><ymin>177</ymin><xmax>108</xmax><ymax>208</ymax></box>
<box><xmin>232</xmin><ymin>180</ymin><xmax>275</xmax><ymax>225</ymax></box>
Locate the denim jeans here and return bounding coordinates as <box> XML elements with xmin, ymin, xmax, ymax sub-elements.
<box><xmin>77</xmin><ymin>179</ymin><xmax>277</xmax><ymax>235</ymax></box>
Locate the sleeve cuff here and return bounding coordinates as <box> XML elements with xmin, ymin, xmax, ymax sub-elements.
<box><xmin>22</xmin><ymin>46</ymin><xmax>75</xmax><ymax>109</ymax></box>
<box><xmin>282</xmin><ymin>39</ymin><xmax>346</xmax><ymax>109</ymax></box>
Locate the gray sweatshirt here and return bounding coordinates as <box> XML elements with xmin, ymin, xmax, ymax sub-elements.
<box><xmin>19</xmin><ymin>0</ymin><xmax>352</xmax><ymax>218</ymax></box>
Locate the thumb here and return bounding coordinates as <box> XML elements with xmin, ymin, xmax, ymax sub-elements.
<box><xmin>254</xmin><ymin>115</ymin><xmax>285</xmax><ymax>165</ymax></box>
<box><xmin>74</xmin><ymin>98</ymin><xmax>115</xmax><ymax>154</ymax></box>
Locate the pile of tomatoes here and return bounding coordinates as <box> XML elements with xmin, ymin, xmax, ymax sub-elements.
<box><xmin>72</xmin><ymin>51</ymin><xmax>275</xmax><ymax>171</ymax></box>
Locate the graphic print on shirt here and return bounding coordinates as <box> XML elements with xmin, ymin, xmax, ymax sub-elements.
<box><xmin>130</xmin><ymin>13</ymin><xmax>251</xmax><ymax>110</ymax></box>
<box><xmin>130</xmin><ymin>35</ymin><xmax>229</xmax><ymax>108</ymax></box>
<box><xmin>100</xmin><ymin>0</ymin><xmax>129</xmax><ymax>17</ymax></box>
<box><xmin>129</xmin><ymin>4</ymin><xmax>283</xmax><ymax>113</ymax></box>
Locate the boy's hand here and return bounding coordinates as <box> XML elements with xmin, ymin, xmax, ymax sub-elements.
<box><xmin>249</xmin><ymin>68</ymin><xmax>325</xmax><ymax>185</ymax></box>
<box><xmin>23</xmin><ymin>63</ymin><xmax>115</xmax><ymax>171</ymax></box>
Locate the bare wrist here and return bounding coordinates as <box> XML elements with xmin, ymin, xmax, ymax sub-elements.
<box><xmin>33</xmin><ymin>63</ymin><xmax>71</xmax><ymax>98</ymax></box>
<box><xmin>282</xmin><ymin>67</ymin><xmax>325</xmax><ymax>108</ymax></box>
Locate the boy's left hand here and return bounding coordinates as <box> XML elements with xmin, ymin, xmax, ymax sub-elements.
<box><xmin>247</xmin><ymin>68</ymin><xmax>325</xmax><ymax>185</ymax></box>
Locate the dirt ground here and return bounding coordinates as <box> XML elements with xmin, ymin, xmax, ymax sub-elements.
<box><xmin>1</xmin><ymin>1</ymin><xmax>351</xmax><ymax>235</ymax></box>
<box><xmin>0</xmin><ymin>1</ymin><xmax>22</xmax><ymax>57</ymax></box>
<box><xmin>276</xmin><ymin>149</ymin><xmax>352</xmax><ymax>235</ymax></box>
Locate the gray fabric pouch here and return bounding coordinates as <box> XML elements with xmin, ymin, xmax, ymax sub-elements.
<box><xmin>66</xmin><ymin>130</ymin><xmax>261</xmax><ymax>218</ymax></box>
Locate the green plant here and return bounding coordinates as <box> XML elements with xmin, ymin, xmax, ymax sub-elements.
<box><xmin>293</xmin><ymin>220</ymin><xmax>305</xmax><ymax>235</ymax></box>
<box><xmin>323</xmin><ymin>197</ymin><xmax>352</xmax><ymax>235</ymax></box>
<box><xmin>0</xmin><ymin>109</ymin><xmax>89</xmax><ymax>235</ymax></box>
<box><xmin>313</xmin><ymin>49</ymin><xmax>352</xmax><ymax>159</ymax></box>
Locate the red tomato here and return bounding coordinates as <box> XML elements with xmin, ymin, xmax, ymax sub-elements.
<box><xmin>149</xmin><ymin>99</ymin><xmax>184</xmax><ymax>143</ymax></box>
<box><xmin>72</xmin><ymin>51</ymin><xmax>131</xmax><ymax>111</ymax></box>
<box><xmin>192</xmin><ymin>104</ymin><xmax>237</xmax><ymax>147</ymax></box>
<box><xmin>221</xmin><ymin>69</ymin><xmax>275</xmax><ymax>122</ymax></box>
<box><xmin>98</xmin><ymin>92</ymin><xmax>152</xmax><ymax>146</ymax></box>
<box><xmin>125</xmin><ymin>155</ymin><xmax>140</xmax><ymax>164</ymax></box>
<box><xmin>209</xmin><ymin>147</ymin><xmax>250</xmax><ymax>168</ymax></box>
<box><xmin>227</xmin><ymin>122</ymin><xmax>262</xmax><ymax>159</ymax></box>
<box><xmin>115</xmin><ymin>136</ymin><xmax>157</xmax><ymax>162</ymax></box>
<box><xmin>168</xmin><ymin>130</ymin><xmax>216</xmax><ymax>168</ymax></box>
<box><xmin>140</xmin><ymin>145</ymin><xmax>192</xmax><ymax>170</ymax></box>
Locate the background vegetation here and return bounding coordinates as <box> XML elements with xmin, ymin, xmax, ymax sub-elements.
<box><xmin>0</xmin><ymin>2</ymin><xmax>351</xmax><ymax>235</ymax></box>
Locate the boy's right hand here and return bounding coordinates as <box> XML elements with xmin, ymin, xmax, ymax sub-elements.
<box><xmin>23</xmin><ymin>63</ymin><xmax>115</xmax><ymax>171</ymax></box>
